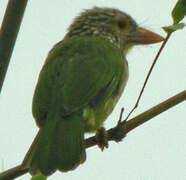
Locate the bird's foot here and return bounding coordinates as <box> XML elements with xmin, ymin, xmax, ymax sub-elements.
<box><xmin>96</xmin><ymin>127</ymin><xmax>108</xmax><ymax>151</ymax></box>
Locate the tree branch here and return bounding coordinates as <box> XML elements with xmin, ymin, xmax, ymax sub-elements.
<box><xmin>0</xmin><ymin>90</ymin><xmax>185</xmax><ymax>179</ymax></box>
<box><xmin>0</xmin><ymin>165</ymin><xmax>28</xmax><ymax>180</ymax></box>
<box><xmin>86</xmin><ymin>90</ymin><xmax>186</xmax><ymax>148</ymax></box>
<box><xmin>0</xmin><ymin>0</ymin><xmax>28</xmax><ymax>92</ymax></box>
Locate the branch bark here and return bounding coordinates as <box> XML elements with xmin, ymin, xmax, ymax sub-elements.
<box><xmin>1</xmin><ymin>90</ymin><xmax>185</xmax><ymax>179</ymax></box>
<box><xmin>86</xmin><ymin>90</ymin><xmax>186</xmax><ymax>148</ymax></box>
<box><xmin>0</xmin><ymin>0</ymin><xmax>28</xmax><ymax>92</ymax></box>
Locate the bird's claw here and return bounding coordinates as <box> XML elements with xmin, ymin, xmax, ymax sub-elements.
<box><xmin>96</xmin><ymin>127</ymin><xmax>108</xmax><ymax>151</ymax></box>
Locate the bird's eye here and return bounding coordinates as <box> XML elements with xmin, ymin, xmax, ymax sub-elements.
<box><xmin>117</xmin><ymin>21</ymin><xmax>127</xmax><ymax>29</ymax></box>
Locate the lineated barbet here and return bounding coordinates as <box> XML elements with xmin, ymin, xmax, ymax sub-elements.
<box><xmin>22</xmin><ymin>7</ymin><xmax>164</xmax><ymax>176</ymax></box>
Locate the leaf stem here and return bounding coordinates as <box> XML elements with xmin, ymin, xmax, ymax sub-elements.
<box><xmin>125</xmin><ymin>33</ymin><xmax>171</xmax><ymax>121</ymax></box>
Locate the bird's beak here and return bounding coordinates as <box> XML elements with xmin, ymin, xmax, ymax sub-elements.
<box><xmin>133</xmin><ymin>27</ymin><xmax>164</xmax><ymax>44</ymax></box>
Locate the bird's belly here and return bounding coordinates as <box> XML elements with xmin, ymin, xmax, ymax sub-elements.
<box><xmin>83</xmin><ymin>96</ymin><xmax>118</xmax><ymax>132</ymax></box>
<box><xmin>83</xmin><ymin>63</ymin><xmax>128</xmax><ymax>133</ymax></box>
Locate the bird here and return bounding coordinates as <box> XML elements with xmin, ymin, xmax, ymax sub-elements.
<box><xmin>21</xmin><ymin>7</ymin><xmax>164</xmax><ymax>177</ymax></box>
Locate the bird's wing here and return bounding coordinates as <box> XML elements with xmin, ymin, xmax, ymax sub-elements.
<box><xmin>32</xmin><ymin>37</ymin><xmax>124</xmax><ymax>125</ymax></box>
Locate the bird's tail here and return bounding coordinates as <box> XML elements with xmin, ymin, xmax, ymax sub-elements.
<box><xmin>21</xmin><ymin>111</ymin><xmax>86</xmax><ymax>176</ymax></box>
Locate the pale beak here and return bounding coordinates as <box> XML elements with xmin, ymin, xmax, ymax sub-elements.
<box><xmin>133</xmin><ymin>27</ymin><xmax>164</xmax><ymax>44</ymax></box>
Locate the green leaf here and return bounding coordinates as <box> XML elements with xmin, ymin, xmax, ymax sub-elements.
<box><xmin>163</xmin><ymin>23</ymin><xmax>185</xmax><ymax>33</ymax></box>
<box><xmin>31</xmin><ymin>174</ymin><xmax>47</xmax><ymax>180</ymax></box>
<box><xmin>172</xmin><ymin>0</ymin><xmax>186</xmax><ymax>24</ymax></box>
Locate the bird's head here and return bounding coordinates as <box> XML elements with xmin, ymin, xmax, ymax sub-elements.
<box><xmin>65</xmin><ymin>7</ymin><xmax>164</xmax><ymax>53</ymax></box>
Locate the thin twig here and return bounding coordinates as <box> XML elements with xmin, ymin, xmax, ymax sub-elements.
<box><xmin>125</xmin><ymin>33</ymin><xmax>172</xmax><ymax>121</ymax></box>
<box><xmin>117</xmin><ymin>107</ymin><xmax>124</xmax><ymax>124</ymax></box>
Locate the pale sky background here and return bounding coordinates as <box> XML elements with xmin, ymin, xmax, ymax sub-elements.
<box><xmin>0</xmin><ymin>0</ymin><xmax>185</xmax><ymax>180</ymax></box>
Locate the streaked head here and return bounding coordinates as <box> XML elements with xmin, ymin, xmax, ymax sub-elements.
<box><xmin>66</xmin><ymin>7</ymin><xmax>164</xmax><ymax>52</ymax></box>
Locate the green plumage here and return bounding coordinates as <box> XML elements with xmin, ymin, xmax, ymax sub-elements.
<box><xmin>23</xmin><ymin>36</ymin><xmax>128</xmax><ymax>175</ymax></box>
<box><xmin>22</xmin><ymin>7</ymin><xmax>164</xmax><ymax>177</ymax></box>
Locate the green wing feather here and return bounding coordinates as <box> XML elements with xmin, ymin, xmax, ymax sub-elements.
<box><xmin>33</xmin><ymin>36</ymin><xmax>124</xmax><ymax>127</ymax></box>
<box><xmin>22</xmin><ymin>36</ymin><xmax>126</xmax><ymax>176</ymax></box>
